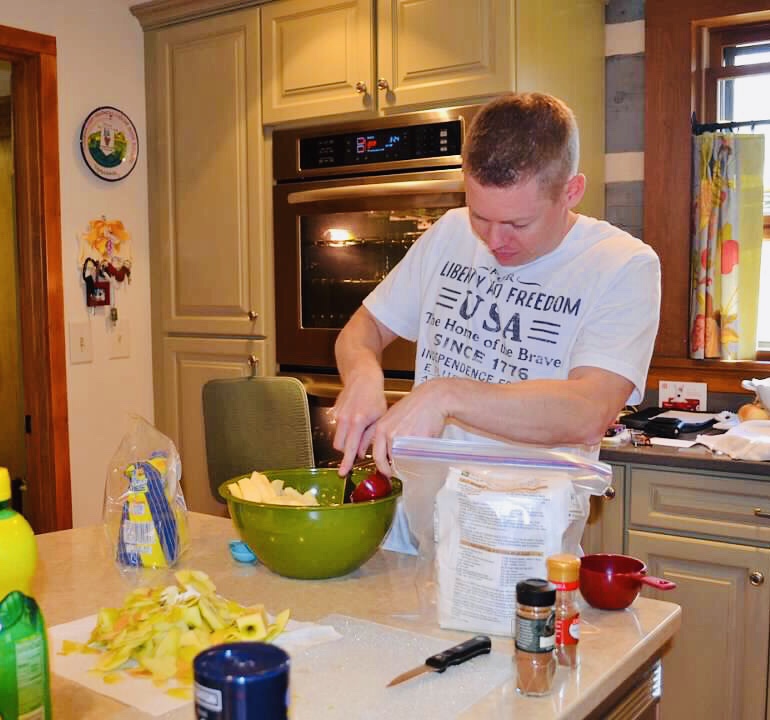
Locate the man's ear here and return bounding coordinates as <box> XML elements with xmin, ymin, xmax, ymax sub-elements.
<box><xmin>565</xmin><ymin>173</ymin><xmax>586</xmax><ymax>209</ymax></box>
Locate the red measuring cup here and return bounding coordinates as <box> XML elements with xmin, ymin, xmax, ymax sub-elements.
<box><xmin>579</xmin><ymin>554</ymin><xmax>676</xmax><ymax>610</ymax></box>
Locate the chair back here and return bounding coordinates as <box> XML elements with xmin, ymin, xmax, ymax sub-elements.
<box><xmin>202</xmin><ymin>376</ymin><xmax>315</xmax><ymax>503</ymax></box>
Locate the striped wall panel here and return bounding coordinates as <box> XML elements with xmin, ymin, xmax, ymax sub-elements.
<box><xmin>605</xmin><ymin>0</ymin><xmax>645</xmax><ymax>239</ymax></box>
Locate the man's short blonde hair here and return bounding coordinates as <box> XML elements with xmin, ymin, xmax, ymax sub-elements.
<box><xmin>462</xmin><ymin>92</ymin><xmax>580</xmax><ymax>200</ymax></box>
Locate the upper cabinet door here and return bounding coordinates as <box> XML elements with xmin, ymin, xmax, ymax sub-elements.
<box><xmin>376</xmin><ymin>0</ymin><xmax>514</xmax><ymax>111</ymax></box>
<box><xmin>147</xmin><ymin>8</ymin><xmax>268</xmax><ymax>336</ymax></box>
<box><xmin>261</xmin><ymin>0</ymin><xmax>375</xmax><ymax>124</ymax></box>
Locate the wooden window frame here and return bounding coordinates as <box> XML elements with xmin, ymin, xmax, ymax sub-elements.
<box><xmin>645</xmin><ymin>0</ymin><xmax>770</xmax><ymax>393</ymax></box>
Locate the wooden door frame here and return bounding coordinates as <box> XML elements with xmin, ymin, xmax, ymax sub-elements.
<box><xmin>0</xmin><ymin>25</ymin><xmax>72</xmax><ymax>531</ymax></box>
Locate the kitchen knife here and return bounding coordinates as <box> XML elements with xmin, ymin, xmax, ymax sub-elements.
<box><xmin>386</xmin><ymin>635</ymin><xmax>492</xmax><ymax>687</ymax></box>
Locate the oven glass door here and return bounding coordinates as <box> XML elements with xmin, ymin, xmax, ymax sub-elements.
<box><xmin>274</xmin><ymin>170</ymin><xmax>465</xmax><ymax>373</ymax></box>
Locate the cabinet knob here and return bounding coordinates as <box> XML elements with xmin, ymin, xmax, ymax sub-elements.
<box><xmin>354</xmin><ymin>81</ymin><xmax>367</xmax><ymax>94</ymax></box>
<box><xmin>376</xmin><ymin>78</ymin><xmax>390</xmax><ymax>91</ymax></box>
<box><xmin>247</xmin><ymin>310</ymin><xmax>259</xmax><ymax>321</ymax></box>
<box><xmin>247</xmin><ymin>354</ymin><xmax>259</xmax><ymax>377</ymax></box>
<box><xmin>750</xmin><ymin>571</ymin><xmax>765</xmax><ymax>587</ymax></box>
<box><xmin>603</xmin><ymin>486</ymin><xmax>616</xmax><ymax>500</ymax></box>
<box><xmin>754</xmin><ymin>507</ymin><xmax>770</xmax><ymax>519</ymax></box>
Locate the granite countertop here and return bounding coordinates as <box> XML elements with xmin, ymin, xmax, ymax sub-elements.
<box><xmin>602</xmin><ymin>392</ymin><xmax>770</xmax><ymax>476</ymax></box>
<box><xmin>34</xmin><ymin>513</ymin><xmax>681</xmax><ymax>720</ymax></box>
<box><xmin>600</xmin><ymin>433</ymin><xmax>770</xmax><ymax>476</ymax></box>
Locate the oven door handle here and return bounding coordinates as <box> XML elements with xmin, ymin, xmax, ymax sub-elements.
<box><xmin>287</xmin><ymin>178</ymin><xmax>465</xmax><ymax>204</ymax></box>
<box><xmin>301</xmin><ymin>376</ymin><xmax>410</xmax><ymax>404</ymax></box>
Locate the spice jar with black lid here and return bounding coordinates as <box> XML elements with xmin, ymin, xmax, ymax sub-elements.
<box><xmin>514</xmin><ymin>578</ymin><xmax>556</xmax><ymax>696</ymax></box>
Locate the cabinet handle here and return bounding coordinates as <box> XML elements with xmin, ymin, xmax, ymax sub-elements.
<box><xmin>248</xmin><ymin>310</ymin><xmax>259</xmax><ymax>321</ymax></box>
<box><xmin>750</xmin><ymin>571</ymin><xmax>765</xmax><ymax>587</ymax></box>
<box><xmin>247</xmin><ymin>355</ymin><xmax>259</xmax><ymax>378</ymax></box>
<box><xmin>377</xmin><ymin>78</ymin><xmax>390</xmax><ymax>91</ymax></box>
<box><xmin>355</xmin><ymin>81</ymin><xmax>367</xmax><ymax>94</ymax></box>
<box><xmin>754</xmin><ymin>507</ymin><xmax>770</xmax><ymax>519</ymax></box>
<box><xmin>603</xmin><ymin>486</ymin><xmax>616</xmax><ymax>500</ymax></box>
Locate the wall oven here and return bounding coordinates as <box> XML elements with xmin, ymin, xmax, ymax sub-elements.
<box><xmin>272</xmin><ymin>106</ymin><xmax>479</xmax><ymax>461</ymax></box>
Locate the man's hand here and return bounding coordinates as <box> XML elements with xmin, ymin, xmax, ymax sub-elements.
<box><xmin>334</xmin><ymin>307</ymin><xmax>398</xmax><ymax>475</ymax></box>
<box><xmin>368</xmin><ymin>380</ymin><xmax>449</xmax><ymax>474</ymax></box>
<box><xmin>332</xmin><ymin>367</ymin><xmax>388</xmax><ymax>475</ymax></box>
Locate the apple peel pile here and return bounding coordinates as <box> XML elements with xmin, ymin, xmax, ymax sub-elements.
<box><xmin>58</xmin><ymin>569</ymin><xmax>290</xmax><ymax>699</ymax></box>
<box><xmin>228</xmin><ymin>471</ymin><xmax>319</xmax><ymax>506</ymax></box>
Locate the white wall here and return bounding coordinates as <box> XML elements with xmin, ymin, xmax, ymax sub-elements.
<box><xmin>1</xmin><ymin>0</ymin><xmax>153</xmax><ymax>527</ymax></box>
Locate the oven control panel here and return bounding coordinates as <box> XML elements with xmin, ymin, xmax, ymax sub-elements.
<box><xmin>299</xmin><ymin>119</ymin><xmax>463</xmax><ymax>170</ymax></box>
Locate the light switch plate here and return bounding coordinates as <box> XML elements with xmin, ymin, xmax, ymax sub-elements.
<box><xmin>658</xmin><ymin>381</ymin><xmax>708</xmax><ymax>411</ymax></box>
<box><xmin>109</xmin><ymin>320</ymin><xmax>130</xmax><ymax>359</ymax></box>
<box><xmin>69</xmin><ymin>321</ymin><xmax>93</xmax><ymax>364</ymax></box>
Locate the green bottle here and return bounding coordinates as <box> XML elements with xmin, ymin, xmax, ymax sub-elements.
<box><xmin>0</xmin><ymin>591</ymin><xmax>52</xmax><ymax>720</ymax></box>
<box><xmin>0</xmin><ymin>465</ymin><xmax>52</xmax><ymax>720</ymax></box>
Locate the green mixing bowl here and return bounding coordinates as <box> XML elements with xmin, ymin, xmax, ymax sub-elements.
<box><xmin>219</xmin><ymin>468</ymin><xmax>402</xmax><ymax>580</ymax></box>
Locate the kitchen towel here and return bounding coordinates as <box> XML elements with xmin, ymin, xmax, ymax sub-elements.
<box><xmin>49</xmin><ymin>614</ymin><xmax>342</xmax><ymax>716</ymax></box>
<box><xmin>696</xmin><ymin>420</ymin><xmax>770</xmax><ymax>461</ymax></box>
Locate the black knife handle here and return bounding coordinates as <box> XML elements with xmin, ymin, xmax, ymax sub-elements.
<box><xmin>425</xmin><ymin>635</ymin><xmax>492</xmax><ymax>673</ymax></box>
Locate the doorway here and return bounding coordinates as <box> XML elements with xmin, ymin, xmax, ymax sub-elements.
<box><xmin>0</xmin><ymin>24</ymin><xmax>72</xmax><ymax>532</ymax></box>
<box><xmin>0</xmin><ymin>60</ymin><xmax>26</xmax><ymax>510</ymax></box>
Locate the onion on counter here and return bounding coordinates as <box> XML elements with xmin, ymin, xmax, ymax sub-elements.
<box><xmin>737</xmin><ymin>402</ymin><xmax>770</xmax><ymax>422</ymax></box>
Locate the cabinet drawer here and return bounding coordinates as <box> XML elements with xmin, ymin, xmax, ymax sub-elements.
<box><xmin>629</xmin><ymin>466</ymin><xmax>770</xmax><ymax>545</ymax></box>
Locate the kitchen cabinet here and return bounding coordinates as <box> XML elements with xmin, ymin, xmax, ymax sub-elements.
<box><xmin>622</xmin><ymin>464</ymin><xmax>770</xmax><ymax>720</ymax></box>
<box><xmin>260</xmin><ymin>0</ymin><xmax>604</xmax><ymax>118</ymax></box>
<box><xmin>580</xmin><ymin>462</ymin><xmax>625</xmax><ymax>556</ymax></box>
<box><xmin>260</xmin><ymin>0</ymin><xmax>605</xmax><ymax>217</ymax></box>
<box><xmin>146</xmin><ymin>7</ymin><xmax>269</xmax><ymax>338</ymax></box>
<box><xmin>144</xmin><ymin>6</ymin><xmax>275</xmax><ymax>516</ymax></box>
<box><xmin>261</xmin><ymin>0</ymin><xmax>514</xmax><ymax>124</ymax></box>
<box><xmin>159</xmin><ymin>337</ymin><xmax>269</xmax><ymax>517</ymax></box>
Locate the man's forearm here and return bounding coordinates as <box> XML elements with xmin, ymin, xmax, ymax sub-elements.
<box><xmin>431</xmin><ymin>370</ymin><xmax>631</xmax><ymax>446</ymax></box>
<box><xmin>335</xmin><ymin>308</ymin><xmax>392</xmax><ymax>386</ymax></box>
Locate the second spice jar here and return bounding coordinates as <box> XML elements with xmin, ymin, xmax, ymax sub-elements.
<box><xmin>546</xmin><ymin>553</ymin><xmax>581</xmax><ymax>667</ymax></box>
<box><xmin>514</xmin><ymin>578</ymin><xmax>556</xmax><ymax>696</ymax></box>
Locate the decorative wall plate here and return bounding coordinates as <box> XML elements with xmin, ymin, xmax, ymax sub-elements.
<box><xmin>80</xmin><ymin>106</ymin><xmax>138</xmax><ymax>181</ymax></box>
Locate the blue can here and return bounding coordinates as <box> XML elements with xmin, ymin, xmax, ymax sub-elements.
<box><xmin>194</xmin><ymin>643</ymin><xmax>290</xmax><ymax>720</ymax></box>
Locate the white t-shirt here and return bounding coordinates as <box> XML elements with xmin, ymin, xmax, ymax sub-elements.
<box><xmin>364</xmin><ymin>207</ymin><xmax>661</xmax><ymax>445</ymax></box>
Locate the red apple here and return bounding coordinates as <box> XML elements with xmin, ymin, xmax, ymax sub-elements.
<box><xmin>350</xmin><ymin>471</ymin><xmax>392</xmax><ymax>502</ymax></box>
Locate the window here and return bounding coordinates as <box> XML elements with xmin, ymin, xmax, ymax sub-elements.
<box><xmin>705</xmin><ymin>23</ymin><xmax>770</xmax><ymax>352</ymax></box>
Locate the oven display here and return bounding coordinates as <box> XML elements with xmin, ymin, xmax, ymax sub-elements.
<box><xmin>299</xmin><ymin>120</ymin><xmax>462</xmax><ymax>170</ymax></box>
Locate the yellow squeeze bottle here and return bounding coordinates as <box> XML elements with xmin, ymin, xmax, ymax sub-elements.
<box><xmin>0</xmin><ymin>466</ymin><xmax>37</xmax><ymax>601</ymax></box>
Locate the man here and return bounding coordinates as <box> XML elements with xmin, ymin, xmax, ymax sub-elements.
<box><xmin>332</xmin><ymin>92</ymin><xmax>661</xmax><ymax>477</ymax></box>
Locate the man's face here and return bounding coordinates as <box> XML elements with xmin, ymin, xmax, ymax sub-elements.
<box><xmin>465</xmin><ymin>173</ymin><xmax>580</xmax><ymax>266</ymax></box>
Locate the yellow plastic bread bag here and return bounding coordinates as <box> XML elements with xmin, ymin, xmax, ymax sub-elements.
<box><xmin>103</xmin><ymin>415</ymin><xmax>190</xmax><ymax>574</ymax></box>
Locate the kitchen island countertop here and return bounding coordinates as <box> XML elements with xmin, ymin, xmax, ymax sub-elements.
<box><xmin>36</xmin><ymin>513</ymin><xmax>680</xmax><ymax>720</ymax></box>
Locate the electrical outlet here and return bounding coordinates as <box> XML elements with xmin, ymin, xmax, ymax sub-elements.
<box><xmin>69</xmin><ymin>321</ymin><xmax>93</xmax><ymax>364</ymax></box>
<box><xmin>658</xmin><ymin>381</ymin><xmax>708</xmax><ymax>411</ymax></box>
<box><xmin>109</xmin><ymin>320</ymin><xmax>130</xmax><ymax>359</ymax></box>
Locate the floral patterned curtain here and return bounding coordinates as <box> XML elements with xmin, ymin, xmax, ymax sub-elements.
<box><xmin>689</xmin><ymin>132</ymin><xmax>765</xmax><ymax>359</ymax></box>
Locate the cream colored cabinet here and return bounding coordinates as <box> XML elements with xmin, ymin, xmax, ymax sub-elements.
<box><xmin>580</xmin><ymin>462</ymin><xmax>625</xmax><ymax>555</ymax></box>
<box><xmin>628</xmin><ymin>530</ymin><xmax>770</xmax><ymax>720</ymax></box>
<box><xmin>146</xmin><ymin>7</ymin><xmax>269</xmax><ymax>338</ymax></box>
<box><xmin>144</xmin><ymin>7</ymin><xmax>275</xmax><ymax>518</ymax></box>
<box><xmin>159</xmin><ymin>337</ymin><xmax>269</xmax><ymax>518</ymax></box>
<box><xmin>261</xmin><ymin>0</ymin><xmax>373</xmax><ymax>123</ymax></box>
<box><xmin>623</xmin><ymin>464</ymin><xmax>770</xmax><ymax>720</ymax></box>
<box><xmin>261</xmin><ymin>0</ymin><xmax>605</xmax><ymax>217</ymax></box>
<box><xmin>261</xmin><ymin>0</ymin><xmax>515</xmax><ymax>124</ymax></box>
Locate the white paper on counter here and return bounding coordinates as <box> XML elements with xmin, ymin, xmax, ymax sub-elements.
<box><xmin>649</xmin><ymin>437</ymin><xmax>697</xmax><ymax>448</ymax></box>
<box><xmin>49</xmin><ymin>614</ymin><xmax>342</xmax><ymax>716</ymax></box>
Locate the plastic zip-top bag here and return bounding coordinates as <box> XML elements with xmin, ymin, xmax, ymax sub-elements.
<box><xmin>391</xmin><ymin>437</ymin><xmax>612</xmax><ymax>634</ymax></box>
<box><xmin>103</xmin><ymin>416</ymin><xmax>190</xmax><ymax>578</ymax></box>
